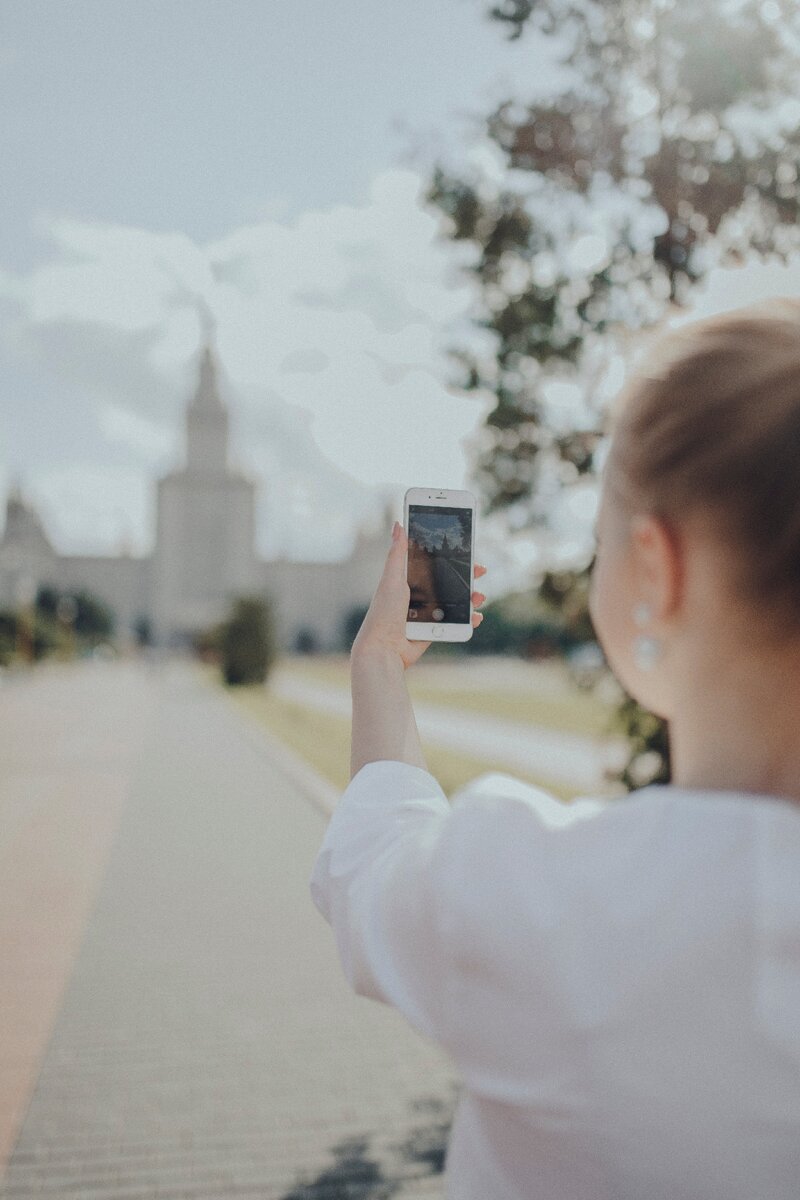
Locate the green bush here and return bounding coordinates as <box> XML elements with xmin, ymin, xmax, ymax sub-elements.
<box><xmin>35</xmin><ymin>585</ymin><xmax>114</xmax><ymax>648</ymax></box>
<box><xmin>0</xmin><ymin>610</ymin><xmax>17</xmax><ymax>666</ymax></box>
<box><xmin>134</xmin><ymin>615</ymin><xmax>153</xmax><ymax>647</ymax></box>
<box><xmin>0</xmin><ymin>607</ymin><xmax>69</xmax><ymax>663</ymax></box>
<box><xmin>611</xmin><ymin>692</ymin><xmax>672</xmax><ymax>790</ymax></box>
<box><xmin>220</xmin><ymin>596</ymin><xmax>276</xmax><ymax>686</ymax></box>
<box><xmin>294</xmin><ymin>627</ymin><xmax>319</xmax><ymax>654</ymax></box>
<box><xmin>32</xmin><ymin>610</ymin><xmax>64</xmax><ymax>660</ymax></box>
<box><xmin>341</xmin><ymin>605</ymin><xmax>370</xmax><ymax>653</ymax></box>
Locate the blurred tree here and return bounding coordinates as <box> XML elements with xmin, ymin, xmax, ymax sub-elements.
<box><xmin>18</xmin><ymin>585</ymin><xmax>110</xmax><ymax>660</ymax></box>
<box><xmin>35</xmin><ymin>585</ymin><xmax>60</xmax><ymax>620</ymax></box>
<box><xmin>0</xmin><ymin>611</ymin><xmax>17</xmax><ymax>666</ymax></box>
<box><xmin>71</xmin><ymin>590</ymin><xmax>114</xmax><ymax>641</ymax></box>
<box><xmin>2</xmin><ymin>604</ymin><xmax>65</xmax><ymax>663</ymax></box>
<box><xmin>427</xmin><ymin>0</ymin><xmax>800</xmax><ymax>787</ymax></box>
<box><xmin>31</xmin><ymin>611</ymin><xmax>63</xmax><ymax>661</ymax></box>
<box><xmin>220</xmin><ymin>596</ymin><xmax>276</xmax><ymax>686</ymax></box>
<box><xmin>294</xmin><ymin>627</ymin><xmax>320</xmax><ymax>654</ymax></box>
<box><xmin>134</xmin><ymin>615</ymin><xmax>153</xmax><ymax>647</ymax></box>
<box><xmin>36</xmin><ymin>585</ymin><xmax>114</xmax><ymax>646</ymax></box>
<box><xmin>342</xmin><ymin>605</ymin><xmax>370</xmax><ymax>653</ymax></box>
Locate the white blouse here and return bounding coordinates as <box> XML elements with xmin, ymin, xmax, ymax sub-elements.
<box><xmin>309</xmin><ymin>760</ymin><xmax>800</xmax><ymax>1199</ymax></box>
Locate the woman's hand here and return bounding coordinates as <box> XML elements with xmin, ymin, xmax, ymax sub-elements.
<box><xmin>350</xmin><ymin>521</ymin><xmax>487</xmax><ymax>671</ymax></box>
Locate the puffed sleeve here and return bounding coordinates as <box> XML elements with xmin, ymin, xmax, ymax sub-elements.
<box><xmin>309</xmin><ymin>760</ymin><xmax>613</xmax><ymax>1050</ymax></box>
<box><xmin>309</xmin><ymin>759</ymin><xmax>453</xmax><ymax>1042</ymax></box>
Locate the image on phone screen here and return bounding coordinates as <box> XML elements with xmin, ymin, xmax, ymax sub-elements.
<box><xmin>407</xmin><ymin>505</ymin><xmax>472</xmax><ymax>624</ymax></box>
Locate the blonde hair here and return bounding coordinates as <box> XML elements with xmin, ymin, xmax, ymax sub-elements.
<box><xmin>606</xmin><ymin>298</ymin><xmax>800</xmax><ymax>640</ymax></box>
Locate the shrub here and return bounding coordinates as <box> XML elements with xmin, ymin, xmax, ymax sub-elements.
<box><xmin>220</xmin><ymin>596</ymin><xmax>276</xmax><ymax>686</ymax></box>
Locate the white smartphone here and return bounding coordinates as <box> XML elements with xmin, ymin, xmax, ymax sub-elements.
<box><xmin>404</xmin><ymin>487</ymin><xmax>477</xmax><ymax>642</ymax></box>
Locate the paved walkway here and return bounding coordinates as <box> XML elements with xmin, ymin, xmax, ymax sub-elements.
<box><xmin>271</xmin><ymin>674</ymin><xmax>628</xmax><ymax>795</ymax></box>
<box><xmin>0</xmin><ymin>659</ymin><xmax>457</xmax><ymax>1199</ymax></box>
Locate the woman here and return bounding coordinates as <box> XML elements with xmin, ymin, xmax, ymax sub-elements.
<box><xmin>310</xmin><ymin>298</ymin><xmax>800</xmax><ymax>1199</ymax></box>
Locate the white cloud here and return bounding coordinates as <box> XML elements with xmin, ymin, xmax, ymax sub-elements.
<box><xmin>99</xmin><ymin>405</ymin><xmax>174</xmax><ymax>467</ymax></box>
<box><xmin>7</xmin><ymin>159</ymin><xmax>797</xmax><ymax>583</ymax></box>
<box><xmin>1</xmin><ymin>167</ymin><xmax>483</xmax><ymax>559</ymax></box>
<box><xmin>30</xmin><ymin>464</ymin><xmax>151</xmax><ymax>556</ymax></box>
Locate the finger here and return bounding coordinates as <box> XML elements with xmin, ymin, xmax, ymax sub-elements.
<box><xmin>389</xmin><ymin>521</ymin><xmax>406</xmax><ymax>547</ymax></box>
<box><xmin>385</xmin><ymin>522</ymin><xmax>409</xmax><ymax>580</ymax></box>
<box><xmin>472</xmin><ymin>611</ymin><xmax>484</xmax><ymax>625</ymax></box>
<box><xmin>474</xmin><ymin>564</ymin><xmax>487</xmax><ymax>578</ymax></box>
<box><xmin>471</xmin><ymin>591</ymin><xmax>486</xmax><ymax>605</ymax></box>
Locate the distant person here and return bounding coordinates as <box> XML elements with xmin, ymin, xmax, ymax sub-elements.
<box><xmin>311</xmin><ymin>298</ymin><xmax>800</xmax><ymax>1199</ymax></box>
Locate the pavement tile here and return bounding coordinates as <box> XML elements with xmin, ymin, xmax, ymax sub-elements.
<box><xmin>0</xmin><ymin>660</ymin><xmax>458</xmax><ymax>1198</ymax></box>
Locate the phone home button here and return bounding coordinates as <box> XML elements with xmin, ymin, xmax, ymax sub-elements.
<box><xmin>432</xmin><ymin>626</ymin><xmax>444</xmax><ymax>638</ymax></box>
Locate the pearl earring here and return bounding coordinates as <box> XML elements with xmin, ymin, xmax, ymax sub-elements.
<box><xmin>632</xmin><ymin>602</ymin><xmax>663</xmax><ymax>671</ymax></box>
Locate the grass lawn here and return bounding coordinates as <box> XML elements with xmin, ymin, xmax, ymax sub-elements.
<box><xmin>275</xmin><ymin>653</ymin><xmax>622</xmax><ymax>739</ymax></box>
<box><xmin>229</xmin><ymin>682</ymin><xmax>580</xmax><ymax>803</ymax></box>
<box><xmin>407</xmin><ymin>680</ymin><xmax>615</xmax><ymax>737</ymax></box>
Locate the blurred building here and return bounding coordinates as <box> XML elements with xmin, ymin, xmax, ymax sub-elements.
<box><xmin>0</xmin><ymin>346</ymin><xmax>394</xmax><ymax>651</ymax></box>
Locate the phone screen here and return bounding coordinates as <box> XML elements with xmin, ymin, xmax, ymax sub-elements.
<box><xmin>407</xmin><ymin>504</ymin><xmax>473</xmax><ymax>625</ymax></box>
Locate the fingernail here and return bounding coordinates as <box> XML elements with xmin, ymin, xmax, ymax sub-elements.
<box><xmin>392</xmin><ymin>521</ymin><xmax>400</xmax><ymax>540</ymax></box>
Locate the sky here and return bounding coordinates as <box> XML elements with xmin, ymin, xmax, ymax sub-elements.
<box><xmin>2</xmin><ymin>0</ymin><xmax>799</xmax><ymax>593</ymax></box>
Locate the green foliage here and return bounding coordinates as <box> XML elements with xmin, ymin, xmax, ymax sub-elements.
<box><xmin>341</xmin><ymin>605</ymin><xmax>370</xmax><ymax>653</ymax></box>
<box><xmin>35</xmin><ymin>586</ymin><xmax>60</xmax><ymax>619</ymax></box>
<box><xmin>0</xmin><ymin>606</ymin><xmax>68</xmax><ymax>663</ymax></box>
<box><xmin>220</xmin><ymin>596</ymin><xmax>276</xmax><ymax>687</ymax></box>
<box><xmin>611</xmin><ymin>692</ymin><xmax>672</xmax><ymax>790</ymax></box>
<box><xmin>0</xmin><ymin>586</ymin><xmax>113</xmax><ymax>666</ymax></box>
<box><xmin>343</xmin><ymin>595</ymin><xmax>577</xmax><ymax>660</ymax></box>
<box><xmin>0</xmin><ymin>611</ymin><xmax>17</xmax><ymax>665</ymax></box>
<box><xmin>466</xmin><ymin>602</ymin><xmax>572</xmax><ymax>657</ymax></box>
<box><xmin>294</xmin><ymin>627</ymin><xmax>319</xmax><ymax>654</ymax></box>
<box><xmin>426</xmin><ymin>0</ymin><xmax>800</xmax><ymax>788</ymax></box>
<box><xmin>134</xmin><ymin>615</ymin><xmax>153</xmax><ymax>646</ymax></box>
<box><xmin>72</xmin><ymin>591</ymin><xmax>114</xmax><ymax>640</ymax></box>
<box><xmin>31</xmin><ymin>610</ymin><xmax>63</xmax><ymax>660</ymax></box>
<box><xmin>428</xmin><ymin>0</ymin><xmax>800</xmax><ymax>517</ymax></box>
<box><xmin>36</xmin><ymin>585</ymin><xmax>114</xmax><ymax>643</ymax></box>
<box><xmin>538</xmin><ymin>567</ymin><xmax>595</xmax><ymax>642</ymax></box>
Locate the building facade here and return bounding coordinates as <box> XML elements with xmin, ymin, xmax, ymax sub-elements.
<box><xmin>0</xmin><ymin>347</ymin><xmax>393</xmax><ymax>652</ymax></box>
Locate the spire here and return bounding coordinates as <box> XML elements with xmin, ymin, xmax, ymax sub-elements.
<box><xmin>185</xmin><ymin>340</ymin><xmax>229</xmax><ymax>473</ymax></box>
<box><xmin>189</xmin><ymin>343</ymin><xmax>226</xmax><ymax>414</ymax></box>
<box><xmin>8</xmin><ymin>475</ymin><xmax>23</xmax><ymax>508</ymax></box>
<box><xmin>6</xmin><ymin>477</ymin><xmax>29</xmax><ymax>529</ymax></box>
<box><xmin>188</xmin><ymin>296</ymin><xmax>225</xmax><ymax>413</ymax></box>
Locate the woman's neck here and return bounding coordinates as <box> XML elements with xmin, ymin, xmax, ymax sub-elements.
<box><xmin>668</xmin><ymin>647</ymin><xmax>800</xmax><ymax>805</ymax></box>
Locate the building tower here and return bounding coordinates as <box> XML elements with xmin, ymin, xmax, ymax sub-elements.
<box><xmin>0</xmin><ymin>481</ymin><xmax>57</xmax><ymax>610</ymax></box>
<box><xmin>186</xmin><ymin>345</ymin><xmax>229</xmax><ymax>472</ymax></box>
<box><xmin>151</xmin><ymin>344</ymin><xmax>259</xmax><ymax>645</ymax></box>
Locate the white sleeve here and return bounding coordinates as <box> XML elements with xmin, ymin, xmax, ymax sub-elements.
<box><xmin>310</xmin><ymin>760</ymin><xmax>625</xmax><ymax>1092</ymax></box>
<box><xmin>309</xmin><ymin>759</ymin><xmax>453</xmax><ymax>1042</ymax></box>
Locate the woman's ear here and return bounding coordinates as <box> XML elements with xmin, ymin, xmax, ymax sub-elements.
<box><xmin>629</xmin><ymin>513</ymin><xmax>684</xmax><ymax>624</ymax></box>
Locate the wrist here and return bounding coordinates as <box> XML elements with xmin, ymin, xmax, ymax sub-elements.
<box><xmin>350</xmin><ymin>642</ymin><xmax>405</xmax><ymax>675</ymax></box>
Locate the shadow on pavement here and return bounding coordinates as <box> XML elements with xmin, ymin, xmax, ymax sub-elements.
<box><xmin>281</xmin><ymin>1089</ymin><xmax>458</xmax><ymax>1198</ymax></box>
